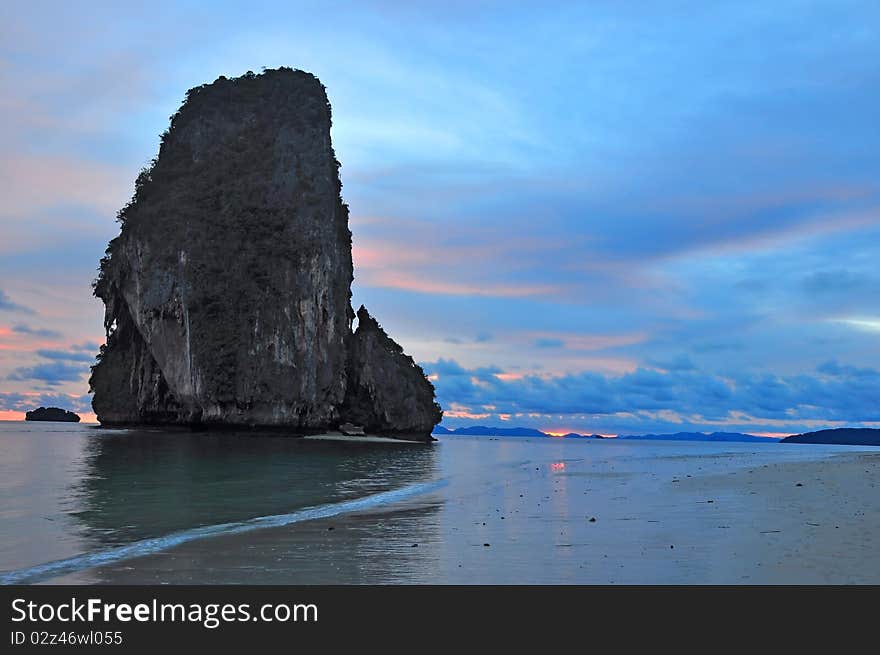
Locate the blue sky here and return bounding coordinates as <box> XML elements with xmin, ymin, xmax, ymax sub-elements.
<box><xmin>1</xmin><ymin>1</ymin><xmax>879</xmax><ymax>434</ymax></box>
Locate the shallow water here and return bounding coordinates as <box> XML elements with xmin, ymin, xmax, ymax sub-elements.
<box><xmin>0</xmin><ymin>421</ymin><xmax>876</xmax><ymax>584</ymax></box>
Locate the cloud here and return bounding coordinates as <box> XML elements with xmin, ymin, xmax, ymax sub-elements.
<box><xmin>834</xmin><ymin>317</ymin><xmax>880</xmax><ymax>333</ymax></box>
<box><xmin>801</xmin><ymin>269</ymin><xmax>873</xmax><ymax>296</ymax></box>
<box><xmin>8</xmin><ymin>361</ymin><xmax>89</xmax><ymax>385</ymax></box>
<box><xmin>35</xmin><ymin>349</ymin><xmax>97</xmax><ymax>363</ymax></box>
<box><xmin>422</xmin><ymin>357</ymin><xmax>880</xmax><ymax>433</ymax></box>
<box><xmin>429</xmin><ymin>358</ymin><xmax>500</xmax><ymax>378</ymax></box>
<box><xmin>352</xmin><ymin>230</ymin><xmax>570</xmax><ymax>299</ymax></box>
<box><xmin>3</xmin><ymin>342</ymin><xmax>98</xmax><ymax>388</ymax></box>
<box><xmin>0</xmin><ymin>391</ymin><xmax>92</xmax><ymax>414</ymax></box>
<box><xmin>360</xmin><ymin>272</ymin><xmax>560</xmax><ymax>298</ymax></box>
<box><xmin>816</xmin><ymin>360</ymin><xmax>877</xmax><ymax>378</ymax></box>
<box><xmin>528</xmin><ymin>332</ymin><xmax>647</xmax><ymax>352</ymax></box>
<box><xmin>692</xmin><ymin>341</ymin><xmax>744</xmax><ymax>354</ymax></box>
<box><xmin>69</xmin><ymin>342</ymin><xmax>102</xmax><ymax>352</ymax></box>
<box><xmin>0</xmin><ymin>290</ymin><xmax>34</xmax><ymax>314</ymax></box>
<box><xmin>11</xmin><ymin>324</ymin><xmax>63</xmax><ymax>339</ymax></box>
<box><xmin>0</xmin><ymin>154</ymin><xmax>131</xmax><ymax>222</ymax></box>
<box><xmin>646</xmin><ymin>354</ymin><xmax>697</xmax><ymax>372</ymax></box>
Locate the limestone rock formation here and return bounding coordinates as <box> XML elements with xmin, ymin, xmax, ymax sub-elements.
<box><xmin>90</xmin><ymin>68</ymin><xmax>441</xmax><ymax>440</ymax></box>
<box><xmin>342</xmin><ymin>306</ymin><xmax>443</xmax><ymax>439</ymax></box>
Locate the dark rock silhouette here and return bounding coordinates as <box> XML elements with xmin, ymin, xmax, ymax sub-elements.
<box><xmin>341</xmin><ymin>306</ymin><xmax>442</xmax><ymax>439</ymax></box>
<box><xmin>433</xmin><ymin>426</ymin><xmax>778</xmax><ymax>441</ymax></box>
<box><xmin>90</xmin><ymin>68</ymin><xmax>441</xmax><ymax>440</ymax></box>
<box><xmin>618</xmin><ymin>431</ymin><xmax>778</xmax><ymax>443</ymax></box>
<box><xmin>781</xmin><ymin>428</ymin><xmax>880</xmax><ymax>446</ymax></box>
<box><xmin>433</xmin><ymin>425</ymin><xmax>548</xmax><ymax>437</ymax></box>
<box><xmin>25</xmin><ymin>407</ymin><xmax>80</xmax><ymax>422</ymax></box>
<box><xmin>432</xmin><ymin>425</ymin><xmax>603</xmax><ymax>438</ymax></box>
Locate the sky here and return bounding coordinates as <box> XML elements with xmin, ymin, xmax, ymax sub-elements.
<box><xmin>1</xmin><ymin>0</ymin><xmax>879</xmax><ymax>435</ymax></box>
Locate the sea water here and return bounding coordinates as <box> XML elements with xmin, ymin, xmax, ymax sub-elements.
<box><xmin>0</xmin><ymin>421</ymin><xmax>875</xmax><ymax>584</ymax></box>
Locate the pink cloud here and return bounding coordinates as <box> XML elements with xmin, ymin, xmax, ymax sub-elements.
<box><xmin>0</xmin><ymin>325</ymin><xmax>65</xmax><ymax>352</ymax></box>
<box><xmin>443</xmin><ymin>403</ymin><xmax>491</xmax><ymax>420</ymax></box>
<box><xmin>360</xmin><ymin>270</ymin><xmax>560</xmax><ymax>298</ymax></box>
<box><xmin>525</xmin><ymin>330</ymin><xmax>648</xmax><ymax>351</ymax></box>
<box><xmin>351</xmin><ymin>227</ymin><xmax>571</xmax><ymax>298</ymax></box>
<box><xmin>675</xmin><ymin>206</ymin><xmax>880</xmax><ymax>260</ymax></box>
<box><xmin>0</xmin><ymin>154</ymin><xmax>131</xmax><ymax>221</ymax></box>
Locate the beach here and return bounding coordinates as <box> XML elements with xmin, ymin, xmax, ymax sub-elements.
<box><xmin>672</xmin><ymin>452</ymin><xmax>880</xmax><ymax>583</ymax></box>
<box><xmin>62</xmin><ymin>448</ymin><xmax>880</xmax><ymax>585</ymax></box>
<box><xmin>2</xmin><ymin>424</ymin><xmax>876</xmax><ymax>584</ymax></box>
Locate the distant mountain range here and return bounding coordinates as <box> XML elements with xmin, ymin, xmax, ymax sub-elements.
<box><xmin>432</xmin><ymin>425</ymin><xmax>604</xmax><ymax>438</ymax></box>
<box><xmin>433</xmin><ymin>425</ymin><xmax>880</xmax><ymax>446</ymax></box>
<box><xmin>780</xmin><ymin>428</ymin><xmax>880</xmax><ymax>446</ymax></box>
<box><xmin>618</xmin><ymin>431</ymin><xmax>778</xmax><ymax>443</ymax></box>
<box><xmin>433</xmin><ymin>426</ymin><xmax>776</xmax><ymax>442</ymax></box>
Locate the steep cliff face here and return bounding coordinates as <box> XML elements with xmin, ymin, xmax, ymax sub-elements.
<box><xmin>90</xmin><ymin>68</ymin><xmax>441</xmax><ymax>440</ymax></box>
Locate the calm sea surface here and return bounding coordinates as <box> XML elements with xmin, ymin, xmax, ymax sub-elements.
<box><xmin>0</xmin><ymin>421</ymin><xmax>875</xmax><ymax>584</ymax></box>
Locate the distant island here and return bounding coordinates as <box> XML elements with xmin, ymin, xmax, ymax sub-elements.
<box><xmin>433</xmin><ymin>426</ymin><xmax>768</xmax><ymax>442</ymax></box>
<box><xmin>781</xmin><ymin>428</ymin><xmax>880</xmax><ymax>446</ymax></box>
<box><xmin>435</xmin><ymin>425</ymin><xmax>880</xmax><ymax>446</ymax></box>
<box><xmin>433</xmin><ymin>425</ymin><xmax>779</xmax><ymax>443</ymax></box>
<box><xmin>618</xmin><ymin>431</ymin><xmax>778</xmax><ymax>443</ymax></box>
<box><xmin>433</xmin><ymin>426</ymin><xmax>604</xmax><ymax>438</ymax></box>
<box><xmin>25</xmin><ymin>407</ymin><xmax>81</xmax><ymax>422</ymax></box>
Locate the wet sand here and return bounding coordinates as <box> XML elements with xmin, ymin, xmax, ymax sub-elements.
<box><xmin>672</xmin><ymin>452</ymin><xmax>880</xmax><ymax>583</ymax></box>
<box><xmin>47</xmin><ymin>440</ymin><xmax>880</xmax><ymax>584</ymax></box>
